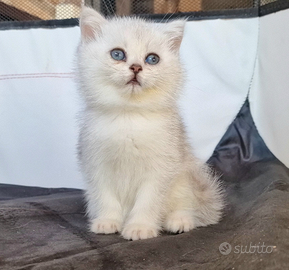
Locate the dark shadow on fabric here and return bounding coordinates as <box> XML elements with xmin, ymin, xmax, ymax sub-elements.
<box><xmin>208</xmin><ymin>99</ymin><xmax>289</xmax><ymax>220</ymax></box>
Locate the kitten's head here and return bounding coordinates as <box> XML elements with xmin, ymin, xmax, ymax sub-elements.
<box><xmin>77</xmin><ymin>6</ymin><xmax>185</xmax><ymax>110</ymax></box>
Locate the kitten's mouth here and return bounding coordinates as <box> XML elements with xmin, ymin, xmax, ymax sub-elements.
<box><xmin>127</xmin><ymin>76</ymin><xmax>141</xmax><ymax>86</ymax></box>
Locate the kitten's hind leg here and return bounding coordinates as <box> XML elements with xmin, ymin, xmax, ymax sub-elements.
<box><xmin>165</xmin><ymin>210</ymin><xmax>195</xmax><ymax>233</ymax></box>
<box><xmin>164</xmin><ymin>173</ymin><xmax>196</xmax><ymax>233</ymax></box>
<box><xmin>164</xmin><ymin>163</ymin><xmax>224</xmax><ymax>233</ymax></box>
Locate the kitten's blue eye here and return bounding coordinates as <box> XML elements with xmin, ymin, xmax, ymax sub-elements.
<box><xmin>145</xmin><ymin>54</ymin><xmax>160</xmax><ymax>65</ymax></box>
<box><xmin>111</xmin><ymin>49</ymin><xmax>125</xmax><ymax>61</ymax></box>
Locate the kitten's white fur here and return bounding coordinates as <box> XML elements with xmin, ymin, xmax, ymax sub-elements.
<box><xmin>77</xmin><ymin>6</ymin><xmax>224</xmax><ymax>241</ymax></box>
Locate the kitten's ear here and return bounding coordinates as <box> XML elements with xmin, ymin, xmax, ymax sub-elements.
<box><xmin>80</xmin><ymin>6</ymin><xmax>106</xmax><ymax>42</ymax></box>
<box><xmin>164</xmin><ymin>20</ymin><xmax>186</xmax><ymax>51</ymax></box>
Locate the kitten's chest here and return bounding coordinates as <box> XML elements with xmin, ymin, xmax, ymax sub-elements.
<box><xmin>92</xmin><ymin>112</ymin><xmax>165</xmax><ymax>153</ymax></box>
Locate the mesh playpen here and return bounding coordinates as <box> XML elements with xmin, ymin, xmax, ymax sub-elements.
<box><xmin>0</xmin><ymin>0</ymin><xmax>289</xmax><ymax>269</ymax></box>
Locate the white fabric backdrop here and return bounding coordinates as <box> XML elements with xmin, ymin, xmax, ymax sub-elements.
<box><xmin>250</xmin><ymin>8</ymin><xmax>289</xmax><ymax>168</ymax></box>
<box><xmin>179</xmin><ymin>18</ymin><xmax>258</xmax><ymax>161</ymax></box>
<box><xmin>0</xmin><ymin>18</ymin><xmax>259</xmax><ymax>188</ymax></box>
<box><xmin>0</xmin><ymin>27</ymin><xmax>84</xmax><ymax>188</ymax></box>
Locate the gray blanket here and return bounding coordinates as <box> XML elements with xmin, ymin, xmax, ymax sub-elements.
<box><xmin>1</xmin><ymin>101</ymin><xmax>289</xmax><ymax>270</ymax></box>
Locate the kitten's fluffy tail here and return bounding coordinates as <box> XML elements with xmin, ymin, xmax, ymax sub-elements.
<box><xmin>191</xmin><ymin>162</ymin><xmax>225</xmax><ymax>227</ymax></box>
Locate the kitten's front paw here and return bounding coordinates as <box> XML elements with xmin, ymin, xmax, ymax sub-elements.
<box><xmin>165</xmin><ymin>211</ymin><xmax>195</xmax><ymax>233</ymax></box>
<box><xmin>90</xmin><ymin>218</ymin><xmax>121</xmax><ymax>234</ymax></box>
<box><xmin>121</xmin><ymin>224</ymin><xmax>158</xmax><ymax>241</ymax></box>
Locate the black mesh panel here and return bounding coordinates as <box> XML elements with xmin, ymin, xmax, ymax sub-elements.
<box><xmin>0</xmin><ymin>0</ymin><xmax>287</xmax><ymax>22</ymax></box>
<box><xmin>0</xmin><ymin>0</ymin><xmax>82</xmax><ymax>21</ymax></box>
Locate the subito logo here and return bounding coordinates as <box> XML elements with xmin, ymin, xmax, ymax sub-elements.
<box><xmin>219</xmin><ymin>242</ymin><xmax>232</xmax><ymax>255</ymax></box>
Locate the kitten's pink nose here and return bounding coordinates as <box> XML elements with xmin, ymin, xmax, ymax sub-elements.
<box><xmin>130</xmin><ymin>64</ymin><xmax>143</xmax><ymax>74</ymax></box>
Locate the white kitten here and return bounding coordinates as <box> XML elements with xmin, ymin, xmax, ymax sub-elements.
<box><xmin>76</xmin><ymin>6</ymin><xmax>224</xmax><ymax>241</ymax></box>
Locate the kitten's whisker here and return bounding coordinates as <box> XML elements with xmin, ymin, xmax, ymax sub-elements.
<box><xmin>120</xmin><ymin>0</ymin><xmax>126</xmax><ymax>16</ymax></box>
<box><xmin>165</xmin><ymin>11</ymin><xmax>177</xmax><ymax>23</ymax></box>
<box><xmin>119</xmin><ymin>0</ymin><xmax>126</xmax><ymax>16</ymax></box>
<box><xmin>160</xmin><ymin>12</ymin><xmax>170</xmax><ymax>23</ymax></box>
<box><xmin>165</xmin><ymin>4</ymin><xmax>179</xmax><ymax>23</ymax></box>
